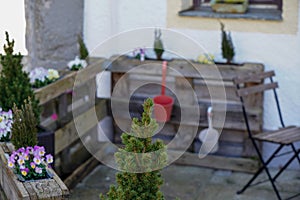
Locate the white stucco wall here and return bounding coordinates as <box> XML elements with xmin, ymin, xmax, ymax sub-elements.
<box><xmin>0</xmin><ymin>1</ymin><xmax>27</xmax><ymax>54</ymax></box>
<box><xmin>84</xmin><ymin>0</ymin><xmax>300</xmax><ymax>168</ymax></box>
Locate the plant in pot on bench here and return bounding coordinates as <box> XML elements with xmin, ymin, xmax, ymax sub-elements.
<box><xmin>0</xmin><ymin>32</ymin><xmax>54</xmax><ymax>156</ymax></box>
<box><xmin>0</xmin><ymin>99</ymin><xmax>69</xmax><ymax>199</ymax></box>
<box><xmin>8</xmin><ymin>98</ymin><xmax>54</xmax><ymax>181</ymax></box>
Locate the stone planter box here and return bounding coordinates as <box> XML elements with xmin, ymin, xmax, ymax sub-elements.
<box><xmin>0</xmin><ymin>143</ymin><xmax>69</xmax><ymax>200</ymax></box>
<box><xmin>211</xmin><ymin>0</ymin><xmax>248</xmax><ymax>13</ymax></box>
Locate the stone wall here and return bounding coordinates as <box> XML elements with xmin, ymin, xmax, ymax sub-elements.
<box><xmin>25</xmin><ymin>0</ymin><xmax>84</xmax><ymax>70</ymax></box>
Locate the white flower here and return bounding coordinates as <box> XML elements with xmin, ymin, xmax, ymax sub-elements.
<box><xmin>47</xmin><ymin>69</ymin><xmax>59</xmax><ymax>80</ymax></box>
<box><xmin>0</xmin><ymin>109</ymin><xmax>13</xmax><ymax>140</ymax></box>
<box><xmin>67</xmin><ymin>56</ymin><xmax>87</xmax><ymax>70</ymax></box>
<box><xmin>29</xmin><ymin>67</ymin><xmax>48</xmax><ymax>83</ymax></box>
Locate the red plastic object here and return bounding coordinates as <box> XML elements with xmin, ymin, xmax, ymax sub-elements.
<box><xmin>153</xmin><ymin>61</ymin><xmax>174</xmax><ymax>122</ymax></box>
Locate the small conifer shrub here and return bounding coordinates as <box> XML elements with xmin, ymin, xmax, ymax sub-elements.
<box><xmin>154</xmin><ymin>29</ymin><xmax>164</xmax><ymax>60</ymax></box>
<box><xmin>100</xmin><ymin>98</ymin><xmax>167</xmax><ymax>200</ymax></box>
<box><xmin>11</xmin><ymin>98</ymin><xmax>38</xmax><ymax>149</ymax></box>
<box><xmin>0</xmin><ymin>32</ymin><xmax>40</xmax><ymax>123</ymax></box>
<box><xmin>78</xmin><ymin>35</ymin><xmax>89</xmax><ymax>61</ymax></box>
<box><xmin>221</xmin><ymin>23</ymin><xmax>235</xmax><ymax>64</ymax></box>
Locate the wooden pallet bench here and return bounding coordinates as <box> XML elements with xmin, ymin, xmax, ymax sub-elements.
<box><xmin>107</xmin><ymin>56</ymin><xmax>264</xmax><ymax>170</ymax></box>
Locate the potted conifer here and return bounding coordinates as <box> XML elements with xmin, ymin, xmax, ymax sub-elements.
<box><xmin>0</xmin><ymin>98</ymin><xmax>69</xmax><ymax>199</ymax></box>
<box><xmin>0</xmin><ymin>32</ymin><xmax>54</xmax><ymax>156</ymax></box>
<box><xmin>220</xmin><ymin>22</ymin><xmax>235</xmax><ymax>64</ymax></box>
<box><xmin>100</xmin><ymin>98</ymin><xmax>167</xmax><ymax>200</ymax></box>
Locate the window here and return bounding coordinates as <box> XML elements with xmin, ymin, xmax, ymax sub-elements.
<box><xmin>180</xmin><ymin>0</ymin><xmax>282</xmax><ymax>21</ymax></box>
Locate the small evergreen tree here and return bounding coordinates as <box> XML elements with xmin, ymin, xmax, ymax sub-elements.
<box><xmin>154</xmin><ymin>29</ymin><xmax>164</xmax><ymax>60</ymax></box>
<box><xmin>100</xmin><ymin>98</ymin><xmax>167</xmax><ymax>200</ymax></box>
<box><xmin>78</xmin><ymin>35</ymin><xmax>89</xmax><ymax>60</ymax></box>
<box><xmin>11</xmin><ymin>98</ymin><xmax>38</xmax><ymax>149</ymax></box>
<box><xmin>0</xmin><ymin>32</ymin><xmax>40</xmax><ymax>123</ymax></box>
<box><xmin>221</xmin><ymin>22</ymin><xmax>235</xmax><ymax>64</ymax></box>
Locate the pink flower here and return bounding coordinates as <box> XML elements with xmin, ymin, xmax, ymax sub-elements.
<box><xmin>51</xmin><ymin>113</ymin><xmax>58</xmax><ymax>120</ymax></box>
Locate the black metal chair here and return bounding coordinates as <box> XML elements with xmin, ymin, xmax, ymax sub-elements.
<box><xmin>233</xmin><ymin>70</ymin><xmax>300</xmax><ymax>200</ymax></box>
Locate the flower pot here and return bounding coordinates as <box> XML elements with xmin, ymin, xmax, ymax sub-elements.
<box><xmin>211</xmin><ymin>0</ymin><xmax>249</xmax><ymax>13</ymax></box>
<box><xmin>0</xmin><ymin>143</ymin><xmax>69</xmax><ymax>200</ymax></box>
<box><xmin>153</xmin><ymin>95</ymin><xmax>174</xmax><ymax>122</ymax></box>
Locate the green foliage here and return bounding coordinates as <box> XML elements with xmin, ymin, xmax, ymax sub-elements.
<box><xmin>221</xmin><ymin>23</ymin><xmax>235</xmax><ymax>64</ymax></box>
<box><xmin>0</xmin><ymin>32</ymin><xmax>41</xmax><ymax>123</ymax></box>
<box><xmin>100</xmin><ymin>98</ymin><xmax>167</xmax><ymax>200</ymax></box>
<box><xmin>32</xmin><ymin>77</ymin><xmax>56</xmax><ymax>88</ymax></box>
<box><xmin>78</xmin><ymin>35</ymin><xmax>89</xmax><ymax>60</ymax></box>
<box><xmin>154</xmin><ymin>29</ymin><xmax>164</xmax><ymax>60</ymax></box>
<box><xmin>11</xmin><ymin>98</ymin><xmax>38</xmax><ymax>149</ymax></box>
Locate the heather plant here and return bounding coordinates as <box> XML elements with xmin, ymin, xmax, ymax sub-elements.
<box><xmin>100</xmin><ymin>98</ymin><xmax>167</xmax><ymax>200</ymax></box>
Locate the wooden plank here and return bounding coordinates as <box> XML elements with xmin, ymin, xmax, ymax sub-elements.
<box><xmin>23</xmin><ymin>183</ymin><xmax>38</xmax><ymax>200</ymax></box>
<box><xmin>63</xmin><ymin>156</ymin><xmax>100</xmax><ymax>189</ymax></box>
<box><xmin>253</xmin><ymin>126</ymin><xmax>300</xmax><ymax>144</ymax></box>
<box><xmin>237</xmin><ymin>82</ymin><xmax>278</xmax><ymax>97</ymax></box>
<box><xmin>111</xmin><ymin>72</ymin><xmax>130</xmax><ymax>98</ymax></box>
<box><xmin>55</xmin><ymin>99</ymin><xmax>107</xmax><ymax>155</ymax></box>
<box><xmin>233</xmin><ymin>70</ymin><xmax>275</xmax><ymax>84</ymax></box>
<box><xmin>175</xmin><ymin>77</ymin><xmax>195</xmax><ymax>104</ymax></box>
<box><xmin>35</xmin><ymin>58</ymin><xmax>105</xmax><ymax>105</ymax></box>
<box><xmin>30</xmin><ymin>179</ymin><xmax>63</xmax><ymax>199</ymax></box>
<box><xmin>51</xmin><ymin>168</ymin><xmax>70</xmax><ymax>198</ymax></box>
<box><xmin>169</xmin><ymin>150</ymin><xmax>259</xmax><ymax>173</ymax></box>
<box><xmin>109</xmin><ymin>56</ymin><xmax>264</xmax><ymax>81</ymax></box>
<box><xmin>1</xmin><ymin>161</ymin><xmax>30</xmax><ymax>200</ymax></box>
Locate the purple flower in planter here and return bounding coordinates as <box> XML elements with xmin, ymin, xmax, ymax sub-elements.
<box><xmin>23</xmin><ymin>153</ymin><xmax>29</xmax><ymax>161</ymax></box>
<box><xmin>30</xmin><ymin>162</ymin><xmax>36</xmax><ymax>169</ymax></box>
<box><xmin>35</xmin><ymin>167</ymin><xmax>43</xmax><ymax>174</ymax></box>
<box><xmin>26</xmin><ymin>146</ymin><xmax>34</xmax><ymax>154</ymax></box>
<box><xmin>17</xmin><ymin>157</ymin><xmax>25</xmax><ymax>166</ymax></box>
<box><xmin>10</xmin><ymin>151</ymin><xmax>18</xmax><ymax>161</ymax></box>
<box><xmin>8</xmin><ymin>146</ymin><xmax>54</xmax><ymax>180</ymax></box>
<box><xmin>21</xmin><ymin>168</ymin><xmax>29</xmax><ymax>177</ymax></box>
<box><xmin>7</xmin><ymin>160</ymin><xmax>14</xmax><ymax>168</ymax></box>
<box><xmin>45</xmin><ymin>154</ymin><xmax>53</xmax><ymax>164</ymax></box>
<box><xmin>17</xmin><ymin>147</ymin><xmax>25</xmax><ymax>156</ymax></box>
<box><xmin>33</xmin><ymin>156</ymin><xmax>42</xmax><ymax>165</ymax></box>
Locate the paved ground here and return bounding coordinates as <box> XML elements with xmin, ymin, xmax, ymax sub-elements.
<box><xmin>69</xmin><ymin>164</ymin><xmax>300</xmax><ymax>200</ymax></box>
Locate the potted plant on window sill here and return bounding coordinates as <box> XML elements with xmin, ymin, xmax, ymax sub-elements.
<box><xmin>210</xmin><ymin>0</ymin><xmax>249</xmax><ymax>14</ymax></box>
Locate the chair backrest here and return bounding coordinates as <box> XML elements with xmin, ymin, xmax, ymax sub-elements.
<box><xmin>233</xmin><ymin>71</ymin><xmax>285</xmax><ymax>136</ymax></box>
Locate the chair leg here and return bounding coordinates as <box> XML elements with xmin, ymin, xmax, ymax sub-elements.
<box><xmin>291</xmin><ymin>144</ymin><xmax>300</xmax><ymax>166</ymax></box>
<box><xmin>273</xmin><ymin>145</ymin><xmax>300</xmax><ymax>181</ymax></box>
<box><xmin>263</xmin><ymin>165</ymin><xmax>282</xmax><ymax>200</ymax></box>
<box><xmin>237</xmin><ymin>166</ymin><xmax>264</xmax><ymax>194</ymax></box>
<box><xmin>237</xmin><ymin>143</ymin><xmax>283</xmax><ymax>198</ymax></box>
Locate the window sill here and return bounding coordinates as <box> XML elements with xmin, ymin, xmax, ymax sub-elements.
<box><xmin>179</xmin><ymin>6</ymin><xmax>282</xmax><ymax>21</ymax></box>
